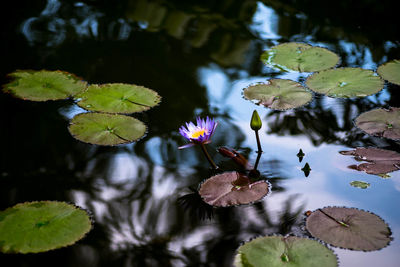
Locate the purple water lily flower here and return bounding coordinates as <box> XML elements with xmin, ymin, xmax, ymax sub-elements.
<box><xmin>179</xmin><ymin>117</ymin><xmax>218</xmax><ymax>149</ymax></box>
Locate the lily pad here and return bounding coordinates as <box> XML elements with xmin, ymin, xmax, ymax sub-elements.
<box><xmin>377</xmin><ymin>59</ymin><xmax>400</xmax><ymax>85</ymax></box>
<box><xmin>198</xmin><ymin>172</ymin><xmax>269</xmax><ymax>207</ymax></box>
<box><xmin>350</xmin><ymin>181</ymin><xmax>370</xmax><ymax>189</ymax></box>
<box><xmin>261</xmin><ymin>42</ymin><xmax>340</xmax><ymax>72</ymax></box>
<box><xmin>0</xmin><ymin>201</ymin><xmax>92</xmax><ymax>253</ymax></box>
<box><xmin>243</xmin><ymin>79</ymin><xmax>312</xmax><ymax>110</ymax></box>
<box><xmin>68</xmin><ymin>113</ymin><xmax>147</xmax><ymax>146</ymax></box>
<box><xmin>306</xmin><ymin>68</ymin><xmax>384</xmax><ymax>98</ymax></box>
<box><xmin>76</xmin><ymin>83</ymin><xmax>161</xmax><ymax>114</ymax></box>
<box><xmin>234</xmin><ymin>235</ymin><xmax>338</xmax><ymax>267</ymax></box>
<box><xmin>355</xmin><ymin>107</ymin><xmax>400</xmax><ymax>140</ymax></box>
<box><xmin>340</xmin><ymin>147</ymin><xmax>400</xmax><ymax>175</ymax></box>
<box><xmin>3</xmin><ymin>70</ymin><xmax>87</xmax><ymax>101</ymax></box>
<box><xmin>305</xmin><ymin>207</ymin><xmax>392</xmax><ymax>251</ymax></box>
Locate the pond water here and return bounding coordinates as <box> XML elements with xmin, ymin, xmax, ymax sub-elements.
<box><xmin>1</xmin><ymin>0</ymin><xmax>400</xmax><ymax>266</ymax></box>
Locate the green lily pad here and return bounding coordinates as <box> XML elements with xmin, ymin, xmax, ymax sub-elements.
<box><xmin>234</xmin><ymin>235</ymin><xmax>338</xmax><ymax>267</ymax></box>
<box><xmin>350</xmin><ymin>181</ymin><xmax>370</xmax><ymax>189</ymax></box>
<box><xmin>76</xmin><ymin>83</ymin><xmax>161</xmax><ymax>114</ymax></box>
<box><xmin>340</xmin><ymin>147</ymin><xmax>400</xmax><ymax>175</ymax></box>
<box><xmin>261</xmin><ymin>42</ymin><xmax>340</xmax><ymax>72</ymax></box>
<box><xmin>243</xmin><ymin>79</ymin><xmax>312</xmax><ymax>110</ymax></box>
<box><xmin>68</xmin><ymin>113</ymin><xmax>147</xmax><ymax>146</ymax></box>
<box><xmin>305</xmin><ymin>207</ymin><xmax>392</xmax><ymax>251</ymax></box>
<box><xmin>198</xmin><ymin>172</ymin><xmax>269</xmax><ymax>207</ymax></box>
<box><xmin>377</xmin><ymin>59</ymin><xmax>400</xmax><ymax>85</ymax></box>
<box><xmin>3</xmin><ymin>70</ymin><xmax>87</xmax><ymax>101</ymax></box>
<box><xmin>0</xmin><ymin>201</ymin><xmax>92</xmax><ymax>253</ymax></box>
<box><xmin>306</xmin><ymin>68</ymin><xmax>384</xmax><ymax>98</ymax></box>
<box><xmin>355</xmin><ymin>107</ymin><xmax>400</xmax><ymax>140</ymax></box>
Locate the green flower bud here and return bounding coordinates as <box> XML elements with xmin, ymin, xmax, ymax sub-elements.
<box><xmin>250</xmin><ymin>110</ymin><xmax>262</xmax><ymax>131</ymax></box>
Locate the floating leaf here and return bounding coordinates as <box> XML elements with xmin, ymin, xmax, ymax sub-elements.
<box><xmin>3</xmin><ymin>70</ymin><xmax>87</xmax><ymax>101</ymax></box>
<box><xmin>377</xmin><ymin>59</ymin><xmax>400</xmax><ymax>85</ymax></box>
<box><xmin>243</xmin><ymin>79</ymin><xmax>312</xmax><ymax>110</ymax></box>
<box><xmin>306</xmin><ymin>68</ymin><xmax>384</xmax><ymax>98</ymax></box>
<box><xmin>68</xmin><ymin>113</ymin><xmax>147</xmax><ymax>146</ymax></box>
<box><xmin>355</xmin><ymin>107</ymin><xmax>400</xmax><ymax>140</ymax></box>
<box><xmin>297</xmin><ymin>149</ymin><xmax>305</xmax><ymax>162</ymax></box>
<box><xmin>301</xmin><ymin>162</ymin><xmax>311</xmax><ymax>177</ymax></box>
<box><xmin>234</xmin><ymin>235</ymin><xmax>338</xmax><ymax>267</ymax></box>
<box><xmin>0</xmin><ymin>201</ymin><xmax>92</xmax><ymax>253</ymax></box>
<box><xmin>261</xmin><ymin>42</ymin><xmax>339</xmax><ymax>72</ymax></box>
<box><xmin>340</xmin><ymin>147</ymin><xmax>400</xmax><ymax>175</ymax></box>
<box><xmin>350</xmin><ymin>181</ymin><xmax>370</xmax><ymax>189</ymax></box>
<box><xmin>198</xmin><ymin>172</ymin><xmax>269</xmax><ymax>207</ymax></box>
<box><xmin>76</xmin><ymin>83</ymin><xmax>161</xmax><ymax>114</ymax></box>
<box><xmin>306</xmin><ymin>207</ymin><xmax>392</xmax><ymax>251</ymax></box>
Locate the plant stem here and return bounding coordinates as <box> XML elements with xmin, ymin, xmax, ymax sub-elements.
<box><xmin>255</xmin><ymin>130</ymin><xmax>263</xmax><ymax>153</ymax></box>
<box><xmin>200</xmin><ymin>143</ymin><xmax>218</xmax><ymax>169</ymax></box>
<box><xmin>254</xmin><ymin>150</ymin><xmax>262</xmax><ymax>170</ymax></box>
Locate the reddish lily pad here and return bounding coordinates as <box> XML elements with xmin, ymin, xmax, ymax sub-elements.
<box><xmin>340</xmin><ymin>147</ymin><xmax>400</xmax><ymax>175</ymax></box>
<box><xmin>199</xmin><ymin>172</ymin><xmax>270</xmax><ymax>207</ymax></box>
<box><xmin>355</xmin><ymin>107</ymin><xmax>400</xmax><ymax>140</ymax></box>
<box><xmin>305</xmin><ymin>207</ymin><xmax>392</xmax><ymax>251</ymax></box>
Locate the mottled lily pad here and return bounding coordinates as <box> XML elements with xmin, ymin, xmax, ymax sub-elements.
<box><xmin>377</xmin><ymin>59</ymin><xmax>400</xmax><ymax>85</ymax></box>
<box><xmin>355</xmin><ymin>107</ymin><xmax>400</xmax><ymax>140</ymax></box>
<box><xmin>76</xmin><ymin>83</ymin><xmax>161</xmax><ymax>114</ymax></box>
<box><xmin>234</xmin><ymin>235</ymin><xmax>338</xmax><ymax>267</ymax></box>
<box><xmin>3</xmin><ymin>70</ymin><xmax>87</xmax><ymax>101</ymax></box>
<box><xmin>68</xmin><ymin>113</ymin><xmax>147</xmax><ymax>146</ymax></box>
<box><xmin>261</xmin><ymin>42</ymin><xmax>339</xmax><ymax>72</ymax></box>
<box><xmin>198</xmin><ymin>172</ymin><xmax>269</xmax><ymax>207</ymax></box>
<box><xmin>305</xmin><ymin>207</ymin><xmax>392</xmax><ymax>251</ymax></box>
<box><xmin>306</xmin><ymin>68</ymin><xmax>384</xmax><ymax>98</ymax></box>
<box><xmin>243</xmin><ymin>79</ymin><xmax>312</xmax><ymax>110</ymax></box>
<box><xmin>340</xmin><ymin>147</ymin><xmax>400</xmax><ymax>175</ymax></box>
<box><xmin>0</xmin><ymin>201</ymin><xmax>92</xmax><ymax>253</ymax></box>
<box><xmin>350</xmin><ymin>181</ymin><xmax>370</xmax><ymax>189</ymax></box>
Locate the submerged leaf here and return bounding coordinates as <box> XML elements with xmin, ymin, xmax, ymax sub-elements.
<box><xmin>243</xmin><ymin>79</ymin><xmax>312</xmax><ymax>110</ymax></box>
<box><xmin>340</xmin><ymin>147</ymin><xmax>400</xmax><ymax>175</ymax></box>
<box><xmin>350</xmin><ymin>181</ymin><xmax>370</xmax><ymax>189</ymax></box>
<box><xmin>68</xmin><ymin>113</ymin><xmax>147</xmax><ymax>146</ymax></box>
<box><xmin>377</xmin><ymin>59</ymin><xmax>400</xmax><ymax>85</ymax></box>
<box><xmin>76</xmin><ymin>83</ymin><xmax>161</xmax><ymax>114</ymax></box>
<box><xmin>0</xmin><ymin>201</ymin><xmax>92</xmax><ymax>253</ymax></box>
<box><xmin>3</xmin><ymin>70</ymin><xmax>87</xmax><ymax>101</ymax></box>
<box><xmin>306</xmin><ymin>207</ymin><xmax>392</xmax><ymax>251</ymax></box>
<box><xmin>234</xmin><ymin>235</ymin><xmax>338</xmax><ymax>267</ymax></box>
<box><xmin>261</xmin><ymin>42</ymin><xmax>339</xmax><ymax>72</ymax></box>
<box><xmin>198</xmin><ymin>172</ymin><xmax>269</xmax><ymax>207</ymax></box>
<box><xmin>306</xmin><ymin>68</ymin><xmax>384</xmax><ymax>98</ymax></box>
<box><xmin>355</xmin><ymin>107</ymin><xmax>400</xmax><ymax>140</ymax></box>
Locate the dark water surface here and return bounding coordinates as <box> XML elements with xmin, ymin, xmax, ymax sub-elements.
<box><xmin>1</xmin><ymin>0</ymin><xmax>400</xmax><ymax>266</ymax></box>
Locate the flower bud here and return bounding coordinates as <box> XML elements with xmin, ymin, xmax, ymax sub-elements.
<box><xmin>250</xmin><ymin>110</ymin><xmax>262</xmax><ymax>131</ymax></box>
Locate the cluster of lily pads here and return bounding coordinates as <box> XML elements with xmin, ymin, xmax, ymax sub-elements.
<box><xmin>3</xmin><ymin>70</ymin><xmax>161</xmax><ymax>145</ymax></box>
<box><xmin>0</xmin><ymin>70</ymin><xmax>161</xmax><ymax>253</ymax></box>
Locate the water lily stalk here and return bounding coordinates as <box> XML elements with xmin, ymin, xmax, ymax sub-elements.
<box><xmin>200</xmin><ymin>143</ymin><xmax>218</xmax><ymax>169</ymax></box>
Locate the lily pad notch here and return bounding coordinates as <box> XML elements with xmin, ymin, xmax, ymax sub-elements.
<box><xmin>261</xmin><ymin>42</ymin><xmax>340</xmax><ymax>72</ymax></box>
<box><xmin>0</xmin><ymin>201</ymin><xmax>93</xmax><ymax>254</ymax></box>
<box><xmin>3</xmin><ymin>70</ymin><xmax>87</xmax><ymax>101</ymax></box>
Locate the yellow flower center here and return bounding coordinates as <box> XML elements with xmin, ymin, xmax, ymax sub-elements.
<box><xmin>189</xmin><ymin>128</ymin><xmax>207</xmax><ymax>139</ymax></box>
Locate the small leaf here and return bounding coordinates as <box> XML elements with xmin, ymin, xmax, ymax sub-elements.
<box><xmin>297</xmin><ymin>149</ymin><xmax>305</xmax><ymax>162</ymax></box>
<box><xmin>0</xmin><ymin>201</ymin><xmax>92</xmax><ymax>253</ymax></box>
<box><xmin>306</xmin><ymin>207</ymin><xmax>392</xmax><ymax>251</ymax></box>
<box><xmin>68</xmin><ymin>113</ymin><xmax>147</xmax><ymax>146</ymax></box>
<box><xmin>199</xmin><ymin>172</ymin><xmax>269</xmax><ymax>207</ymax></box>
<box><xmin>306</xmin><ymin>68</ymin><xmax>384</xmax><ymax>98</ymax></box>
<box><xmin>301</xmin><ymin>162</ymin><xmax>311</xmax><ymax>177</ymax></box>
<box><xmin>377</xmin><ymin>59</ymin><xmax>400</xmax><ymax>85</ymax></box>
<box><xmin>3</xmin><ymin>70</ymin><xmax>87</xmax><ymax>101</ymax></box>
<box><xmin>355</xmin><ymin>107</ymin><xmax>400</xmax><ymax>140</ymax></box>
<box><xmin>76</xmin><ymin>83</ymin><xmax>161</xmax><ymax>114</ymax></box>
<box><xmin>261</xmin><ymin>42</ymin><xmax>339</xmax><ymax>72</ymax></box>
<box><xmin>350</xmin><ymin>181</ymin><xmax>370</xmax><ymax>189</ymax></box>
<box><xmin>234</xmin><ymin>235</ymin><xmax>338</xmax><ymax>267</ymax></box>
<box><xmin>243</xmin><ymin>79</ymin><xmax>312</xmax><ymax>110</ymax></box>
